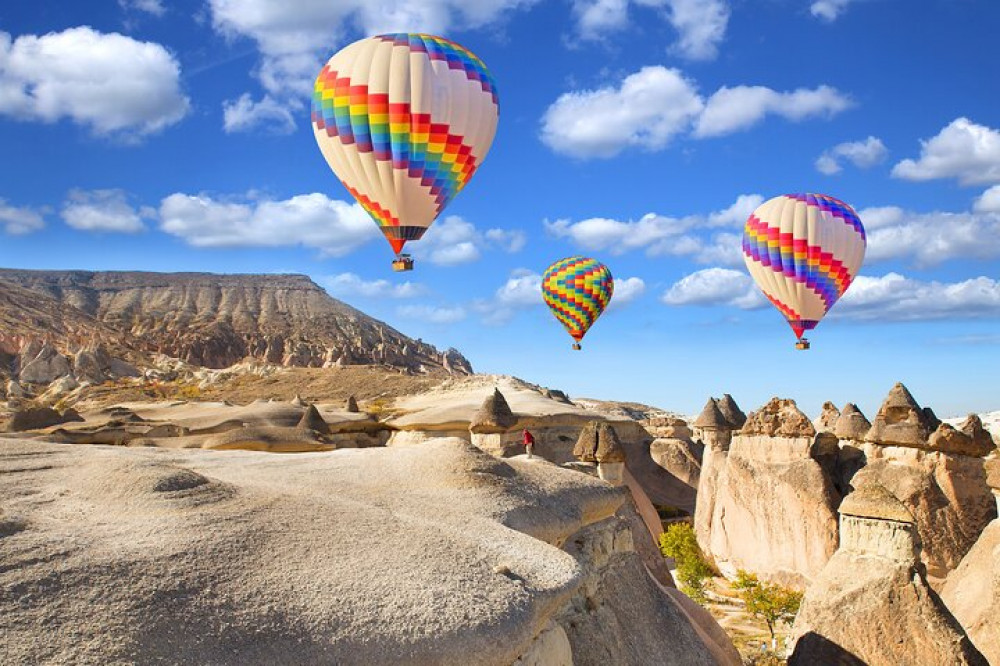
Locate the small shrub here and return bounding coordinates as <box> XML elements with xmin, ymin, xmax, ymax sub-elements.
<box><xmin>659</xmin><ymin>523</ymin><xmax>714</xmax><ymax>603</ymax></box>
<box><xmin>732</xmin><ymin>570</ymin><xmax>802</xmax><ymax>648</ymax></box>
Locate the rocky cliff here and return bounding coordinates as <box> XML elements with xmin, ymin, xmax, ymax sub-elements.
<box><xmin>0</xmin><ymin>269</ymin><xmax>471</xmax><ymax>376</ymax></box>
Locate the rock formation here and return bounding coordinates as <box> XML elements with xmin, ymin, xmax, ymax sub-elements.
<box><xmin>0</xmin><ymin>269</ymin><xmax>472</xmax><ymax>376</ymax></box>
<box><xmin>0</xmin><ymin>437</ymin><xmax>739</xmax><ymax>665</ymax></box>
<box><xmin>716</xmin><ymin>394</ymin><xmax>746</xmax><ymax>429</ymax></box>
<box><xmin>941</xmin><ymin>457</ymin><xmax>1000</xmax><ymax>663</ymax></box>
<box><xmin>813</xmin><ymin>401</ymin><xmax>840</xmax><ymax>434</ymax></box>
<box><xmin>692</xmin><ymin>398</ymin><xmax>737</xmax><ymax>555</ymax></box>
<box><xmin>6</xmin><ymin>406</ymin><xmax>76</xmax><ymax>432</ymax></box>
<box><xmin>854</xmin><ymin>384</ymin><xmax>997</xmax><ymax>584</ymax></box>
<box><xmin>698</xmin><ymin>397</ymin><xmax>840</xmax><ymax>586</ymax></box>
<box><xmin>346</xmin><ymin>395</ymin><xmax>359</xmax><ymax>413</ymax></box>
<box><xmin>297</xmin><ymin>404</ymin><xmax>330</xmax><ymax>435</ymax></box>
<box><xmin>469</xmin><ymin>389</ymin><xmax>521</xmax><ymax>457</ymax></box>
<box><xmin>833</xmin><ymin>402</ymin><xmax>871</xmax><ymax>441</ymax></box>
<box><xmin>789</xmin><ymin>481</ymin><xmax>987</xmax><ymax>665</ymax></box>
<box><xmin>573</xmin><ymin>421</ymin><xmax>626</xmax><ymax>485</ymax></box>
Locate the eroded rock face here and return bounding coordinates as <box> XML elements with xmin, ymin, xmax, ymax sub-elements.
<box><xmin>814</xmin><ymin>402</ymin><xmax>841</xmax><ymax>434</ymax></box>
<box><xmin>716</xmin><ymin>394</ymin><xmax>746</xmax><ymax>429</ymax></box>
<box><xmin>865</xmin><ymin>382</ymin><xmax>935</xmax><ymax>448</ymax></box>
<box><xmin>789</xmin><ymin>482</ymin><xmax>986</xmax><ymax>666</ymax></box>
<box><xmin>6</xmin><ymin>407</ymin><xmax>74</xmax><ymax>432</ymax></box>
<box><xmin>649</xmin><ymin>438</ymin><xmax>702</xmax><ymax>490</ymax></box>
<box><xmin>740</xmin><ymin>398</ymin><xmax>816</xmax><ymax>438</ymax></box>
<box><xmin>470</xmin><ymin>388</ymin><xmax>517</xmax><ymax>434</ymax></box>
<box><xmin>928</xmin><ymin>416</ymin><xmax>996</xmax><ymax>458</ymax></box>
<box><xmin>18</xmin><ymin>343</ymin><xmax>71</xmax><ymax>384</ymax></box>
<box><xmin>0</xmin><ymin>438</ymin><xmax>738</xmax><ymax>665</ymax></box>
<box><xmin>833</xmin><ymin>403</ymin><xmax>871</xmax><ymax>441</ymax></box>
<box><xmin>699</xmin><ymin>432</ymin><xmax>841</xmax><ymax>587</ymax></box>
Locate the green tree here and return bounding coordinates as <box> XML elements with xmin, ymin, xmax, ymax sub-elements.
<box><xmin>659</xmin><ymin>523</ymin><xmax>715</xmax><ymax>603</ymax></box>
<box><xmin>732</xmin><ymin>570</ymin><xmax>803</xmax><ymax>649</ymax></box>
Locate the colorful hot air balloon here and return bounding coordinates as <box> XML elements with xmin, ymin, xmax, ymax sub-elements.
<box><xmin>542</xmin><ymin>257</ymin><xmax>614</xmax><ymax>350</ymax></box>
<box><xmin>311</xmin><ymin>33</ymin><xmax>499</xmax><ymax>271</ymax></box>
<box><xmin>742</xmin><ymin>193</ymin><xmax>866</xmax><ymax>349</ymax></box>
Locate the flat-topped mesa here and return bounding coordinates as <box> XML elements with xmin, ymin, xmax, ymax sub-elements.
<box><xmin>469</xmin><ymin>388</ymin><xmax>517</xmax><ymax>435</ymax></box>
<box><xmin>839</xmin><ymin>482</ymin><xmax>919</xmax><ymax>563</ymax></box>
<box><xmin>716</xmin><ymin>394</ymin><xmax>746</xmax><ymax>429</ymax></box>
<box><xmin>740</xmin><ymin>397</ymin><xmax>816</xmax><ymax>438</ymax></box>
<box><xmin>865</xmin><ymin>382</ymin><xmax>935</xmax><ymax>448</ymax></box>
<box><xmin>928</xmin><ymin>415</ymin><xmax>997</xmax><ymax>458</ymax></box>
<box><xmin>833</xmin><ymin>402</ymin><xmax>871</xmax><ymax>441</ymax></box>
<box><xmin>814</xmin><ymin>401</ymin><xmax>841</xmax><ymax>434</ymax></box>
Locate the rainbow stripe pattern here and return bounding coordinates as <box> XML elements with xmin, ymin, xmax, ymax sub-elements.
<box><xmin>542</xmin><ymin>257</ymin><xmax>614</xmax><ymax>345</ymax></box>
<box><xmin>311</xmin><ymin>34</ymin><xmax>499</xmax><ymax>256</ymax></box>
<box><xmin>742</xmin><ymin>193</ymin><xmax>866</xmax><ymax>341</ymax></box>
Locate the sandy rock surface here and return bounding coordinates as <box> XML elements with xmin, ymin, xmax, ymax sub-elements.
<box><xmin>0</xmin><ymin>437</ymin><xmax>734</xmax><ymax>665</ymax></box>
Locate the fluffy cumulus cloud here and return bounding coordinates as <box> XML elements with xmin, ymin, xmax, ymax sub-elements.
<box><xmin>541</xmin><ymin>67</ymin><xmax>849</xmax><ymax>158</ymax></box>
<box><xmin>495</xmin><ymin>269</ymin><xmax>543</xmax><ymax>307</ymax></box>
<box><xmin>815</xmin><ymin>136</ymin><xmax>888</xmax><ymax>175</ymax></box>
<box><xmin>810</xmin><ymin>0</ymin><xmax>856</xmax><ymax>21</ymax></box>
<box><xmin>545</xmin><ymin>193</ymin><xmax>761</xmax><ymax>263</ymax></box>
<box><xmin>891</xmin><ymin>118</ymin><xmax>1000</xmax><ymax>185</ymax></box>
<box><xmin>396</xmin><ymin>304</ymin><xmax>467</xmax><ymax>324</ymax></box>
<box><xmin>861</xmin><ymin>206</ymin><xmax>1000</xmax><ymax>267</ymax></box>
<box><xmin>158</xmin><ymin>192</ymin><xmax>378</xmax><ymax>256</ymax></box>
<box><xmin>607</xmin><ymin>276</ymin><xmax>645</xmax><ymax>308</ymax></box>
<box><xmin>0</xmin><ymin>199</ymin><xmax>46</xmax><ymax>235</ymax></box>
<box><xmin>0</xmin><ymin>27</ymin><xmax>189</xmax><ymax>139</ymax></box>
<box><xmin>974</xmin><ymin>185</ymin><xmax>1000</xmax><ymax>214</ymax></box>
<box><xmin>322</xmin><ymin>273</ymin><xmax>425</xmax><ymax>299</ymax></box>
<box><xmin>412</xmin><ymin>216</ymin><xmax>525</xmax><ymax>266</ymax></box>
<box><xmin>61</xmin><ymin>189</ymin><xmax>149</xmax><ymax>233</ymax></box>
<box><xmin>540</xmin><ymin>66</ymin><xmax>703</xmax><ymax>159</ymax></box>
<box><xmin>660</xmin><ymin>268</ymin><xmax>764</xmax><ymax>308</ymax></box>
<box><xmin>223</xmin><ymin>94</ymin><xmax>296</xmax><ymax>134</ymax></box>
<box><xmin>574</xmin><ymin>0</ymin><xmax>729</xmax><ymax>60</ymax></box>
<box><xmin>836</xmin><ymin>273</ymin><xmax>1000</xmax><ymax>321</ymax></box>
<box><xmin>207</xmin><ymin>0</ymin><xmax>536</xmax><ymax>129</ymax></box>
<box><xmin>694</xmin><ymin>85</ymin><xmax>851</xmax><ymax>138</ymax></box>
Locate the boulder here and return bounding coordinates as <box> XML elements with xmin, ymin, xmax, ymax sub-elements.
<box><xmin>5</xmin><ymin>379</ymin><xmax>24</xmax><ymax>399</ymax></box>
<box><xmin>927</xmin><ymin>415</ymin><xmax>995</xmax><ymax>458</ymax></box>
<box><xmin>19</xmin><ymin>343</ymin><xmax>71</xmax><ymax>384</ymax></box>
<box><xmin>346</xmin><ymin>395</ymin><xmax>359</xmax><ymax>413</ymax></box>
<box><xmin>789</xmin><ymin>481</ymin><xmax>987</xmax><ymax>666</ymax></box>
<box><xmin>739</xmin><ymin>397</ymin><xmax>816</xmax><ymax>438</ymax></box>
<box><xmin>7</xmin><ymin>407</ymin><xmax>71</xmax><ymax>432</ymax></box>
<box><xmin>865</xmin><ymin>382</ymin><xmax>934</xmax><ymax>448</ymax></box>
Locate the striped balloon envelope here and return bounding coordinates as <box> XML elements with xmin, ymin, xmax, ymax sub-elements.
<box><xmin>311</xmin><ymin>34</ymin><xmax>499</xmax><ymax>269</ymax></box>
<box><xmin>742</xmin><ymin>193</ymin><xmax>866</xmax><ymax>348</ymax></box>
<box><xmin>542</xmin><ymin>257</ymin><xmax>614</xmax><ymax>350</ymax></box>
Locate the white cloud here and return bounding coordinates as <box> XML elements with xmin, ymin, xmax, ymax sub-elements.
<box><xmin>223</xmin><ymin>94</ymin><xmax>296</xmax><ymax>134</ymax></box>
<box><xmin>396</xmin><ymin>304</ymin><xmax>467</xmax><ymax>324</ymax></box>
<box><xmin>0</xmin><ymin>27</ymin><xmax>189</xmax><ymax>139</ymax></box>
<box><xmin>540</xmin><ymin>66</ymin><xmax>703</xmax><ymax>159</ymax></box>
<box><xmin>695</xmin><ymin>85</ymin><xmax>851</xmax><ymax>138</ymax></box>
<box><xmin>608</xmin><ymin>276</ymin><xmax>645</xmax><ymax>308</ymax></box>
<box><xmin>974</xmin><ymin>185</ymin><xmax>1000</xmax><ymax>214</ymax></box>
<box><xmin>119</xmin><ymin>0</ymin><xmax>165</xmax><ymax>16</ymax></box>
<box><xmin>322</xmin><ymin>273</ymin><xmax>425</xmax><ymax>299</ymax></box>
<box><xmin>815</xmin><ymin>136</ymin><xmax>888</xmax><ymax>175</ymax></box>
<box><xmin>573</xmin><ymin>0</ymin><xmax>729</xmax><ymax>60</ymax></box>
<box><xmin>810</xmin><ymin>0</ymin><xmax>855</xmax><ymax>21</ymax></box>
<box><xmin>61</xmin><ymin>189</ymin><xmax>147</xmax><ymax>233</ymax></box>
<box><xmin>158</xmin><ymin>192</ymin><xmax>378</xmax><ymax>256</ymax></box>
<box><xmin>544</xmin><ymin>193</ymin><xmax>761</xmax><ymax>259</ymax></box>
<box><xmin>862</xmin><ymin>207</ymin><xmax>1000</xmax><ymax>267</ymax></box>
<box><xmin>0</xmin><ymin>199</ymin><xmax>45</xmax><ymax>235</ymax></box>
<box><xmin>836</xmin><ymin>273</ymin><xmax>1000</xmax><ymax>321</ymax></box>
<box><xmin>495</xmin><ymin>269</ymin><xmax>542</xmax><ymax>307</ymax></box>
<box><xmin>412</xmin><ymin>216</ymin><xmax>525</xmax><ymax>266</ymax></box>
<box><xmin>662</xmin><ymin>0</ymin><xmax>730</xmax><ymax>61</ymax></box>
<box><xmin>891</xmin><ymin>118</ymin><xmax>1000</xmax><ymax>185</ymax></box>
<box><xmin>661</xmin><ymin>268</ymin><xmax>765</xmax><ymax>308</ymax></box>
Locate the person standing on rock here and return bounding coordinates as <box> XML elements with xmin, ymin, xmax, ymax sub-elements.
<box><xmin>522</xmin><ymin>428</ymin><xmax>535</xmax><ymax>459</ymax></box>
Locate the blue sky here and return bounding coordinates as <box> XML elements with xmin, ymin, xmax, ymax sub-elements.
<box><xmin>1</xmin><ymin>0</ymin><xmax>999</xmax><ymax>418</ymax></box>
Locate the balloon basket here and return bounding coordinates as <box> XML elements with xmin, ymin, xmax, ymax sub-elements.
<box><xmin>391</xmin><ymin>255</ymin><xmax>414</xmax><ymax>272</ymax></box>
<box><xmin>795</xmin><ymin>339</ymin><xmax>811</xmax><ymax>350</ymax></box>
<box><xmin>572</xmin><ymin>343</ymin><xmax>581</xmax><ymax>350</ymax></box>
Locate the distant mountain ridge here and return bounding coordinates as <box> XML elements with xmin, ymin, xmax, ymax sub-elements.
<box><xmin>0</xmin><ymin>269</ymin><xmax>471</xmax><ymax>375</ymax></box>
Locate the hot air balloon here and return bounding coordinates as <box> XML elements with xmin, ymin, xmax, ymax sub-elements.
<box><xmin>742</xmin><ymin>193</ymin><xmax>866</xmax><ymax>350</ymax></box>
<box><xmin>542</xmin><ymin>257</ymin><xmax>614</xmax><ymax>350</ymax></box>
<box><xmin>311</xmin><ymin>34</ymin><xmax>499</xmax><ymax>271</ymax></box>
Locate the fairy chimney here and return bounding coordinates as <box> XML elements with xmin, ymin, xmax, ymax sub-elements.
<box><xmin>928</xmin><ymin>415</ymin><xmax>997</xmax><ymax>458</ymax></box>
<box><xmin>346</xmin><ymin>395</ymin><xmax>359</xmax><ymax>413</ymax></box>
<box><xmin>574</xmin><ymin>421</ymin><xmax>626</xmax><ymax>485</ymax></box>
<box><xmin>865</xmin><ymin>383</ymin><xmax>934</xmax><ymax>448</ymax></box>
<box><xmin>694</xmin><ymin>398</ymin><xmax>734</xmax><ymax>451</ymax></box>
<box><xmin>469</xmin><ymin>389</ymin><xmax>520</xmax><ymax>457</ymax></box>
<box><xmin>717</xmin><ymin>394</ymin><xmax>747</xmax><ymax>429</ymax></box>
<box><xmin>814</xmin><ymin>401</ymin><xmax>841</xmax><ymax>434</ymax></box>
<box><xmin>833</xmin><ymin>403</ymin><xmax>871</xmax><ymax>441</ymax></box>
<box><xmin>839</xmin><ymin>481</ymin><xmax>919</xmax><ymax>563</ymax></box>
<box><xmin>297</xmin><ymin>404</ymin><xmax>330</xmax><ymax>435</ymax></box>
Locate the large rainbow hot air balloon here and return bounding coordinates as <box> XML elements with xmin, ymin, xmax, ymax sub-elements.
<box><xmin>742</xmin><ymin>193</ymin><xmax>866</xmax><ymax>349</ymax></box>
<box><xmin>311</xmin><ymin>34</ymin><xmax>499</xmax><ymax>271</ymax></box>
<box><xmin>542</xmin><ymin>257</ymin><xmax>614</xmax><ymax>350</ymax></box>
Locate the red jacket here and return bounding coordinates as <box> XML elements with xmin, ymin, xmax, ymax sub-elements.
<box><xmin>522</xmin><ymin>430</ymin><xmax>535</xmax><ymax>446</ymax></box>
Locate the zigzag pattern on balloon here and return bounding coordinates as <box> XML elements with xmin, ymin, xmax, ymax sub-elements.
<box><xmin>743</xmin><ymin>215</ymin><xmax>854</xmax><ymax>311</ymax></box>
<box><xmin>374</xmin><ymin>33</ymin><xmax>499</xmax><ymax>105</ymax></box>
<box><xmin>787</xmin><ymin>193</ymin><xmax>866</xmax><ymax>239</ymax></box>
<box><xmin>542</xmin><ymin>257</ymin><xmax>613</xmax><ymax>341</ymax></box>
<box><xmin>312</xmin><ymin>68</ymin><xmax>479</xmax><ymax>217</ymax></box>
